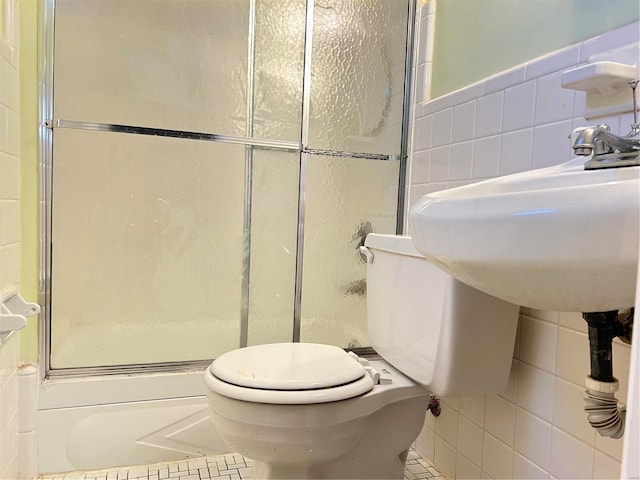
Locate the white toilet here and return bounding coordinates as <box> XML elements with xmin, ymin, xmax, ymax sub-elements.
<box><xmin>204</xmin><ymin>234</ymin><xmax>520</xmax><ymax>479</ymax></box>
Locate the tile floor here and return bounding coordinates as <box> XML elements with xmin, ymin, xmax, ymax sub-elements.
<box><xmin>39</xmin><ymin>449</ymin><xmax>445</xmax><ymax>480</ymax></box>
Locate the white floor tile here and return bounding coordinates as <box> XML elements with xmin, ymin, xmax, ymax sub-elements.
<box><xmin>187</xmin><ymin>458</ymin><xmax>208</xmax><ymax>470</ymax></box>
<box><xmin>237</xmin><ymin>467</ymin><xmax>252</xmax><ymax>479</ymax></box>
<box><xmin>128</xmin><ymin>466</ymin><xmax>149</xmax><ymax>479</ymax></box>
<box><xmin>179</xmin><ymin>474</ymin><xmax>199</xmax><ymax>480</ymax></box>
<box><xmin>407</xmin><ymin>450</ymin><xmax>421</xmax><ymax>461</ymax></box>
<box><xmin>64</xmin><ymin>474</ymin><xmax>86</xmax><ymax>480</ymax></box>
<box><xmin>39</xmin><ymin>448</ymin><xmax>445</xmax><ymax>480</ymax></box>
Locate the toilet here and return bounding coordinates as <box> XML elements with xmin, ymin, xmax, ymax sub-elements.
<box><xmin>204</xmin><ymin>234</ymin><xmax>520</xmax><ymax>479</ymax></box>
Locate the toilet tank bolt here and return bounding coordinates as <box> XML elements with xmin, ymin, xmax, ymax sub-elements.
<box><xmin>427</xmin><ymin>394</ymin><xmax>441</xmax><ymax>417</ymax></box>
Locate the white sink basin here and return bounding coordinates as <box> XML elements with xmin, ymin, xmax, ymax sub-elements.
<box><xmin>409</xmin><ymin>158</ymin><xmax>639</xmax><ymax>312</ymax></box>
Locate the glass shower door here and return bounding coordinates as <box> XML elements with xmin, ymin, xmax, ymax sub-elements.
<box><xmin>300</xmin><ymin>0</ymin><xmax>409</xmax><ymax>346</ymax></box>
<box><xmin>46</xmin><ymin>0</ymin><xmax>412</xmax><ymax>373</ymax></box>
<box><xmin>51</xmin><ymin>130</ymin><xmax>247</xmax><ymax>367</ymax></box>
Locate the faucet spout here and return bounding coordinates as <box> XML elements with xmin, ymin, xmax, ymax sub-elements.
<box><xmin>570</xmin><ymin>123</ymin><xmax>640</xmax><ymax>170</ymax></box>
<box><xmin>571</xmin><ymin>124</ymin><xmax>607</xmax><ymax>156</ymax></box>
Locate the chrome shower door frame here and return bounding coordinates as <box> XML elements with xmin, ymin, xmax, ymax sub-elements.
<box><xmin>38</xmin><ymin>0</ymin><xmax>416</xmax><ymax>379</ymax></box>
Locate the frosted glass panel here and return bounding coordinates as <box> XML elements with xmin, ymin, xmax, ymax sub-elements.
<box><xmin>51</xmin><ymin>129</ymin><xmax>245</xmax><ymax>368</ymax></box>
<box><xmin>247</xmin><ymin>150</ymin><xmax>300</xmax><ymax>345</ymax></box>
<box><xmin>54</xmin><ymin>0</ymin><xmax>250</xmax><ymax>136</ymax></box>
<box><xmin>46</xmin><ymin>0</ymin><xmax>411</xmax><ymax>371</ymax></box>
<box><xmin>253</xmin><ymin>0</ymin><xmax>305</xmax><ymax>141</ymax></box>
<box><xmin>300</xmin><ymin>155</ymin><xmax>399</xmax><ymax>347</ymax></box>
<box><xmin>308</xmin><ymin>0</ymin><xmax>409</xmax><ymax>155</ymax></box>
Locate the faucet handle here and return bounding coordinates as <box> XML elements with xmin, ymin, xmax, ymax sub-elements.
<box><xmin>628</xmin><ymin>80</ymin><xmax>639</xmax><ymax>136</ymax></box>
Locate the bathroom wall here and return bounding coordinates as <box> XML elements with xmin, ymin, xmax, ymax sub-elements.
<box><xmin>1</xmin><ymin>0</ymin><xmax>22</xmax><ymax>477</ymax></box>
<box><xmin>0</xmin><ymin>333</ymin><xmax>20</xmax><ymax>478</ymax></box>
<box><xmin>1</xmin><ymin>2</ymin><xmax>38</xmax><ymax>478</ymax></box>
<box><xmin>408</xmin><ymin>5</ymin><xmax>638</xmax><ymax>477</ymax></box>
<box><xmin>18</xmin><ymin>0</ymin><xmax>38</xmax><ymax>365</ymax></box>
<box><xmin>430</xmin><ymin>0</ymin><xmax>640</xmax><ymax>98</ymax></box>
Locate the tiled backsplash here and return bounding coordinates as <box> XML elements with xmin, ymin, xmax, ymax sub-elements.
<box><xmin>408</xmin><ymin>11</ymin><xmax>638</xmax><ymax>480</ymax></box>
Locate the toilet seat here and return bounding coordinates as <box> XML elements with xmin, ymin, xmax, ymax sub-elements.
<box><xmin>205</xmin><ymin>343</ymin><xmax>375</xmax><ymax>404</ymax></box>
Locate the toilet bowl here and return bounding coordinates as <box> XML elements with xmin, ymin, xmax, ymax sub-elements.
<box><xmin>204</xmin><ymin>344</ymin><xmax>429</xmax><ymax>479</ymax></box>
<box><xmin>204</xmin><ymin>234</ymin><xmax>520</xmax><ymax>479</ymax></box>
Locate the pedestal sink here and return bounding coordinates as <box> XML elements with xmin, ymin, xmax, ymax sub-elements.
<box><xmin>409</xmin><ymin>158</ymin><xmax>639</xmax><ymax>312</ymax></box>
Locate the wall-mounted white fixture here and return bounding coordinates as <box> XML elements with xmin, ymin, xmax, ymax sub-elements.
<box><xmin>562</xmin><ymin>60</ymin><xmax>639</xmax><ymax>119</ymax></box>
<box><xmin>409</xmin><ymin>156</ymin><xmax>639</xmax><ymax>313</ymax></box>
<box><xmin>0</xmin><ymin>289</ymin><xmax>41</xmax><ymax>334</ymax></box>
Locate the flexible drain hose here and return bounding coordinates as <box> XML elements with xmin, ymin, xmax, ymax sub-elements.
<box><xmin>581</xmin><ymin>311</ymin><xmax>631</xmax><ymax>439</ymax></box>
<box><xmin>584</xmin><ymin>387</ymin><xmax>626</xmax><ymax>439</ymax></box>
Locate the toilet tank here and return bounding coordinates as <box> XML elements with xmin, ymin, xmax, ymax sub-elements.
<box><xmin>363</xmin><ymin>234</ymin><xmax>519</xmax><ymax>396</ymax></box>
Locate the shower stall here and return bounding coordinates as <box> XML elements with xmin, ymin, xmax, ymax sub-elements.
<box><xmin>38</xmin><ymin>0</ymin><xmax>414</xmax><ymax>470</ymax></box>
<box><xmin>42</xmin><ymin>0</ymin><xmax>413</xmax><ymax>373</ymax></box>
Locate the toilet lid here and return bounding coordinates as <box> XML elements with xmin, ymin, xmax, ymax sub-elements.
<box><xmin>210</xmin><ymin>343</ymin><xmax>366</xmax><ymax>390</ymax></box>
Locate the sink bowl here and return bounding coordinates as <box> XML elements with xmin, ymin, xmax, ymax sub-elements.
<box><xmin>409</xmin><ymin>158</ymin><xmax>639</xmax><ymax>312</ymax></box>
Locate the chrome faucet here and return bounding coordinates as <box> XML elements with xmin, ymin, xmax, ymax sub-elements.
<box><xmin>570</xmin><ymin>81</ymin><xmax>640</xmax><ymax>170</ymax></box>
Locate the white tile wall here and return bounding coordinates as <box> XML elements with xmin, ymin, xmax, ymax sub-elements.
<box><xmin>482</xmin><ymin>433</ymin><xmax>513</xmax><ymax>480</ymax></box>
<box><xmin>513</xmin><ymin>452</ymin><xmax>547</xmax><ymax>480</ymax></box>
<box><xmin>457</xmin><ymin>415</ymin><xmax>483</xmax><ymax>467</ymax></box>
<box><xmin>455</xmin><ymin>453</ymin><xmax>481</xmax><ymax>480</ymax></box>
<box><xmin>0</xmin><ymin>0</ymin><xmax>21</xmax><ymax>291</ymax></box>
<box><xmin>502</xmin><ymin>81</ymin><xmax>536</xmax><ymax>132</ymax></box>
<box><xmin>0</xmin><ymin>334</ymin><xmax>20</xmax><ymax>479</ymax></box>
<box><xmin>515</xmin><ymin>407</ymin><xmax>552</xmax><ymax>470</ymax></box>
<box><xmin>410</xmin><ymin>8</ymin><xmax>639</xmax><ymax>479</ymax></box>
<box><xmin>475</xmin><ymin>92</ymin><xmax>504</xmax><ymax>138</ymax></box>
<box><xmin>458</xmin><ymin>395</ymin><xmax>485</xmax><ymax>427</ymax></box>
<box><xmin>550</xmin><ymin>427</ymin><xmax>595</xmax><ymax>479</ymax></box>
<box><xmin>414</xmin><ymin>0</ymin><xmax>435</xmax><ymax>104</ymax></box>
<box><xmin>452</xmin><ymin>101</ymin><xmax>476</xmax><ymax>143</ymax></box>
<box><xmin>484</xmin><ymin>394</ymin><xmax>516</xmax><ymax>447</ymax></box>
<box><xmin>1</xmin><ymin>1</ymin><xmax>26</xmax><ymax>477</ymax></box>
<box><xmin>517</xmin><ymin>362</ymin><xmax>555</xmax><ymax>423</ymax></box>
<box><xmin>498</xmin><ymin>129</ymin><xmax>532</xmax><ymax>175</ymax></box>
